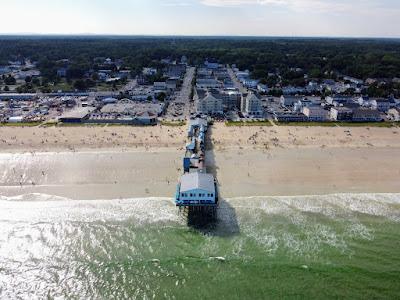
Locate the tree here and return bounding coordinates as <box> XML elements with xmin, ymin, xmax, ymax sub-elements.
<box><xmin>25</xmin><ymin>76</ymin><xmax>32</xmax><ymax>83</ymax></box>
<box><xmin>91</xmin><ymin>72</ymin><xmax>99</xmax><ymax>81</ymax></box>
<box><xmin>74</xmin><ymin>79</ymin><xmax>87</xmax><ymax>91</ymax></box>
<box><xmin>4</xmin><ymin>76</ymin><xmax>16</xmax><ymax>85</ymax></box>
<box><xmin>156</xmin><ymin>92</ymin><xmax>167</xmax><ymax>102</ymax></box>
<box><xmin>32</xmin><ymin>77</ymin><xmax>41</xmax><ymax>86</ymax></box>
<box><xmin>3</xmin><ymin>86</ymin><xmax>9</xmax><ymax>92</ymax></box>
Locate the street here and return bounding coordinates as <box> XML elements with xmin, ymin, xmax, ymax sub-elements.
<box><xmin>164</xmin><ymin>66</ymin><xmax>195</xmax><ymax>121</ymax></box>
<box><xmin>227</xmin><ymin>66</ymin><xmax>247</xmax><ymax>94</ymax></box>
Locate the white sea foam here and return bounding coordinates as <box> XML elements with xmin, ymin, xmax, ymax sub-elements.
<box><xmin>0</xmin><ymin>193</ymin><xmax>181</xmax><ymax>225</ymax></box>
<box><xmin>1</xmin><ymin>192</ymin><xmax>399</xmax><ymax>259</ymax></box>
<box><xmin>225</xmin><ymin>193</ymin><xmax>400</xmax><ymax>257</ymax></box>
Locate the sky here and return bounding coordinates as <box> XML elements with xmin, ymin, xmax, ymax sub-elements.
<box><xmin>0</xmin><ymin>0</ymin><xmax>400</xmax><ymax>37</ymax></box>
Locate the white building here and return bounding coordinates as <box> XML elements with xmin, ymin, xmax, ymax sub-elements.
<box><xmin>177</xmin><ymin>172</ymin><xmax>216</xmax><ymax>206</ymax></box>
<box><xmin>241</xmin><ymin>79</ymin><xmax>258</xmax><ymax>89</ymax></box>
<box><xmin>197</xmin><ymin>94</ymin><xmax>223</xmax><ymax>115</ymax></box>
<box><xmin>302</xmin><ymin>106</ymin><xmax>329</xmax><ymax>121</ymax></box>
<box><xmin>241</xmin><ymin>93</ymin><xmax>263</xmax><ymax>116</ymax></box>
<box><xmin>143</xmin><ymin>68</ymin><xmax>157</xmax><ymax>76</ymax></box>
<box><xmin>257</xmin><ymin>84</ymin><xmax>269</xmax><ymax>93</ymax></box>
<box><xmin>196</xmin><ymin>79</ymin><xmax>221</xmax><ymax>89</ymax></box>
<box><xmin>153</xmin><ymin>82</ymin><xmax>167</xmax><ymax>91</ymax></box>
<box><xmin>388</xmin><ymin>108</ymin><xmax>400</xmax><ymax>121</ymax></box>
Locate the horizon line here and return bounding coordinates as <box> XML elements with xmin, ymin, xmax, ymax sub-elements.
<box><xmin>0</xmin><ymin>33</ymin><xmax>400</xmax><ymax>40</ymax></box>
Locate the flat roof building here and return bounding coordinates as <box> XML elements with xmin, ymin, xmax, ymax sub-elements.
<box><xmin>177</xmin><ymin>172</ymin><xmax>217</xmax><ymax>206</ymax></box>
<box><xmin>59</xmin><ymin>107</ymin><xmax>93</xmax><ymax>123</ymax></box>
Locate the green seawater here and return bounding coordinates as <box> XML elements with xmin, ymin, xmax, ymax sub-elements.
<box><xmin>0</xmin><ymin>194</ymin><xmax>399</xmax><ymax>299</ymax></box>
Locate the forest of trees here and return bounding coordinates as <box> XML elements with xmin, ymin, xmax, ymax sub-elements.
<box><xmin>1</xmin><ymin>36</ymin><xmax>400</xmax><ymax>94</ymax></box>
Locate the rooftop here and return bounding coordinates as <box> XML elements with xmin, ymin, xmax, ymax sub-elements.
<box><xmin>180</xmin><ymin>172</ymin><xmax>215</xmax><ymax>193</ymax></box>
<box><xmin>59</xmin><ymin>107</ymin><xmax>93</xmax><ymax>120</ymax></box>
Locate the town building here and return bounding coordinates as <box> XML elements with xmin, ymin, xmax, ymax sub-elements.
<box><xmin>280</xmin><ymin>96</ymin><xmax>304</xmax><ymax>107</ymax></box>
<box><xmin>330</xmin><ymin>107</ymin><xmax>354</xmax><ymax>121</ymax></box>
<box><xmin>388</xmin><ymin>108</ymin><xmax>400</xmax><ymax>121</ymax></box>
<box><xmin>371</xmin><ymin>98</ymin><xmax>392</xmax><ymax>112</ymax></box>
<box><xmin>58</xmin><ymin>107</ymin><xmax>93</xmax><ymax>123</ymax></box>
<box><xmin>257</xmin><ymin>84</ymin><xmax>269</xmax><ymax>93</ymax></box>
<box><xmin>302</xmin><ymin>106</ymin><xmax>329</xmax><ymax>121</ymax></box>
<box><xmin>177</xmin><ymin>171</ymin><xmax>216</xmax><ymax>206</ymax></box>
<box><xmin>165</xmin><ymin>64</ymin><xmax>186</xmax><ymax>78</ymax></box>
<box><xmin>153</xmin><ymin>82</ymin><xmax>167</xmax><ymax>91</ymax></box>
<box><xmin>241</xmin><ymin>93</ymin><xmax>263</xmax><ymax>116</ymax></box>
<box><xmin>143</xmin><ymin>68</ymin><xmax>157</xmax><ymax>76</ymax></box>
<box><xmin>326</xmin><ymin>95</ymin><xmax>355</xmax><ymax>106</ymax></box>
<box><xmin>197</xmin><ymin>93</ymin><xmax>223</xmax><ymax>115</ymax></box>
<box><xmin>166</xmin><ymin>79</ymin><xmax>178</xmax><ymax>90</ymax></box>
<box><xmin>57</xmin><ymin>68</ymin><xmax>67</xmax><ymax>77</ymax></box>
<box><xmin>352</xmin><ymin>108</ymin><xmax>383</xmax><ymax>122</ymax></box>
<box><xmin>275</xmin><ymin>112</ymin><xmax>308</xmax><ymax>122</ymax></box>
<box><xmin>196</xmin><ymin>79</ymin><xmax>221</xmax><ymax>89</ymax></box>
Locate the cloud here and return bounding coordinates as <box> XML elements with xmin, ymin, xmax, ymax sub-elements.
<box><xmin>199</xmin><ymin>0</ymin><xmax>399</xmax><ymax>14</ymax></box>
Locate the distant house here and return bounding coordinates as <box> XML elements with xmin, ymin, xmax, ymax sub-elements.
<box><xmin>8</xmin><ymin>116</ymin><xmax>24</xmax><ymax>123</ymax></box>
<box><xmin>275</xmin><ymin>112</ymin><xmax>308</xmax><ymax>122</ymax></box>
<box><xmin>153</xmin><ymin>82</ymin><xmax>167</xmax><ymax>91</ymax></box>
<box><xmin>371</xmin><ymin>98</ymin><xmax>392</xmax><ymax>112</ymax></box>
<box><xmin>57</xmin><ymin>68</ymin><xmax>67</xmax><ymax>77</ymax></box>
<box><xmin>197</xmin><ymin>93</ymin><xmax>223</xmax><ymax>115</ymax></box>
<box><xmin>388</xmin><ymin>108</ymin><xmax>400</xmax><ymax>121</ymax></box>
<box><xmin>241</xmin><ymin>79</ymin><xmax>258</xmax><ymax>89</ymax></box>
<box><xmin>166</xmin><ymin>79</ymin><xmax>178</xmax><ymax>90</ymax></box>
<box><xmin>352</xmin><ymin>108</ymin><xmax>383</xmax><ymax>122</ymax></box>
<box><xmin>326</xmin><ymin>95</ymin><xmax>355</xmax><ymax>106</ymax></box>
<box><xmin>330</xmin><ymin>107</ymin><xmax>353</xmax><ymax>121</ymax></box>
<box><xmin>135</xmin><ymin>111</ymin><xmax>157</xmax><ymax>125</ymax></box>
<box><xmin>102</xmin><ymin>97</ymin><xmax>118</xmax><ymax>104</ymax></box>
<box><xmin>137</xmin><ymin>75</ymin><xmax>148</xmax><ymax>85</ymax></box>
<box><xmin>196</xmin><ymin>79</ymin><xmax>221</xmax><ymax>89</ymax></box>
<box><xmin>282</xmin><ymin>86</ymin><xmax>306</xmax><ymax>95</ymax></box>
<box><xmin>181</xmin><ymin>55</ymin><xmax>188</xmax><ymax>64</ymax></box>
<box><xmin>165</xmin><ymin>64</ymin><xmax>186</xmax><ymax>78</ymax></box>
<box><xmin>204</xmin><ymin>60</ymin><xmax>219</xmax><ymax>69</ymax></box>
<box><xmin>0</xmin><ymin>66</ymin><xmax>11</xmax><ymax>75</ymax></box>
<box><xmin>143</xmin><ymin>68</ymin><xmax>157</xmax><ymax>76</ymax></box>
<box><xmin>241</xmin><ymin>93</ymin><xmax>263</xmax><ymax>116</ymax></box>
<box><xmin>280</xmin><ymin>96</ymin><xmax>304</xmax><ymax>107</ymax></box>
<box><xmin>235</xmin><ymin>70</ymin><xmax>250</xmax><ymax>80</ymax></box>
<box><xmin>302</xmin><ymin>106</ymin><xmax>329</xmax><ymax>122</ymax></box>
<box><xmin>58</xmin><ymin>107</ymin><xmax>92</xmax><ymax>123</ymax></box>
<box><xmin>343</xmin><ymin>76</ymin><xmax>364</xmax><ymax>85</ymax></box>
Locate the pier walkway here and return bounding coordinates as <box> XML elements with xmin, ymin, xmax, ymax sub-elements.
<box><xmin>175</xmin><ymin>118</ymin><xmax>218</xmax><ymax>210</ymax></box>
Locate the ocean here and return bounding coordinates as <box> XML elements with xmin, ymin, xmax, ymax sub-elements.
<box><xmin>1</xmin><ymin>193</ymin><xmax>399</xmax><ymax>299</ymax></box>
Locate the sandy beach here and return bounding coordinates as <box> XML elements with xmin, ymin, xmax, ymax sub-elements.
<box><xmin>1</xmin><ymin>123</ymin><xmax>400</xmax><ymax>152</ymax></box>
<box><xmin>1</xmin><ymin>123</ymin><xmax>400</xmax><ymax>199</ymax></box>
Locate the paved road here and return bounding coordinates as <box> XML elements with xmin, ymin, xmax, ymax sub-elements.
<box><xmin>120</xmin><ymin>79</ymin><xmax>137</xmax><ymax>92</ymax></box>
<box><xmin>164</xmin><ymin>66</ymin><xmax>195</xmax><ymax>121</ymax></box>
<box><xmin>227</xmin><ymin>66</ymin><xmax>247</xmax><ymax>94</ymax></box>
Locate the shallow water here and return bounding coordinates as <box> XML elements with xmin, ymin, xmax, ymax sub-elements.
<box><xmin>0</xmin><ymin>193</ymin><xmax>400</xmax><ymax>299</ymax></box>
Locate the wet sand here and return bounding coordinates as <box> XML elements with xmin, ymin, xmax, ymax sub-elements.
<box><xmin>1</xmin><ymin>146</ymin><xmax>400</xmax><ymax>199</ymax></box>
